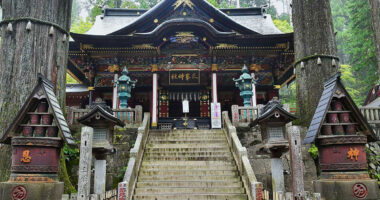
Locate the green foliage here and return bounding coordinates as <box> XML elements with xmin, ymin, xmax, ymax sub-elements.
<box><xmin>207</xmin><ymin>0</ymin><xmax>220</xmax><ymax>8</ymax></box>
<box><xmin>71</xmin><ymin>17</ymin><xmax>94</xmax><ymax>34</ymax></box>
<box><xmin>113</xmin><ymin>166</ymin><xmax>127</xmax><ymax>188</ymax></box>
<box><xmin>330</xmin><ymin>0</ymin><xmax>349</xmax><ymax>63</ymax></box>
<box><xmin>63</xmin><ymin>143</ymin><xmax>80</xmax><ymax>189</ymax></box>
<box><xmin>343</xmin><ymin>0</ymin><xmax>378</xmax><ymax>104</ymax></box>
<box><xmin>340</xmin><ymin>65</ymin><xmax>362</xmax><ymax>104</ymax></box>
<box><xmin>59</xmin><ymin>150</ymin><xmax>77</xmax><ymax>194</ymax></box>
<box><xmin>366</xmin><ymin>146</ymin><xmax>380</xmax><ymax>184</ymax></box>
<box><xmin>279</xmin><ymin>81</ymin><xmax>296</xmax><ymax>107</ymax></box>
<box><xmin>273</xmin><ymin>19</ymin><xmax>293</xmax><ymax>33</ymax></box>
<box><xmin>66</xmin><ymin>73</ymin><xmax>79</xmax><ymax>84</ymax></box>
<box><xmin>308</xmin><ymin>144</ymin><xmax>319</xmax><ymax>160</ymax></box>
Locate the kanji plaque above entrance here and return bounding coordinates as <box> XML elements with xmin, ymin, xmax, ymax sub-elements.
<box><xmin>169</xmin><ymin>69</ymin><xmax>200</xmax><ymax>85</ymax></box>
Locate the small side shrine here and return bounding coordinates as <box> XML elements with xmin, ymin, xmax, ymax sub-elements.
<box><xmin>0</xmin><ymin>75</ymin><xmax>75</xmax><ymax>200</ymax></box>
<box><xmin>304</xmin><ymin>73</ymin><xmax>379</xmax><ymax>200</ymax></box>
<box><xmin>251</xmin><ymin>97</ymin><xmax>297</xmax><ymax>196</ymax></box>
<box><xmin>77</xmin><ymin>99</ymin><xmax>125</xmax><ymax>195</ymax></box>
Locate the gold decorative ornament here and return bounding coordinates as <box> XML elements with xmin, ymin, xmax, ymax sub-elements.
<box><xmin>183</xmin><ymin>12</ymin><xmax>187</xmax><ymax>16</ymax></box>
<box><xmin>154</xmin><ymin>19</ymin><xmax>159</xmax><ymax>23</ymax></box>
<box><xmin>173</xmin><ymin>0</ymin><xmax>195</xmax><ymax>10</ymax></box>
<box><xmin>108</xmin><ymin>64</ymin><xmax>119</xmax><ymax>73</ymax></box>
<box><xmin>209</xmin><ymin>18</ymin><xmax>215</xmax><ymax>23</ymax></box>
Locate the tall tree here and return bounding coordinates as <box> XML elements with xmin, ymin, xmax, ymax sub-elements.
<box><xmin>0</xmin><ymin>0</ymin><xmax>75</xmax><ymax>192</ymax></box>
<box><xmin>345</xmin><ymin>0</ymin><xmax>378</xmax><ymax>104</ymax></box>
<box><xmin>369</xmin><ymin>0</ymin><xmax>380</xmax><ymax>80</ymax></box>
<box><xmin>292</xmin><ymin>0</ymin><xmax>340</xmax><ymax>126</ymax></box>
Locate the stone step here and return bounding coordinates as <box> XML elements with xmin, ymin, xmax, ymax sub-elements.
<box><xmin>143</xmin><ymin>156</ymin><xmax>234</xmax><ymax>161</ymax></box>
<box><xmin>133</xmin><ymin>194</ymin><xmax>248</xmax><ymax>200</ymax></box>
<box><xmin>149</xmin><ymin>134</ymin><xmax>226</xmax><ymax>140</ymax></box>
<box><xmin>148</xmin><ymin>139</ymin><xmax>228</xmax><ymax>144</ymax></box>
<box><xmin>150</xmin><ymin>130</ymin><xmax>224</xmax><ymax>135</ymax></box>
<box><xmin>138</xmin><ymin>174</ymin><xmax>240</xmax><ymax>182</ymax></box>
<box><xmin>149</xmin><ymin>136</ymin><xmax>226</xmax><ymax>141</ymax></box>
<box><xmin>134</xmin><ymin>187</ymin><xmax>245</xmax><ymax>195</ymax></box>
<box><xmin>144</xmin><ymin>147</ymin><xmax>230</xmax><ymax>153</ymax></box>
<box><xmin>144</xmin><ymin>151</ymin><xmax>231</xmax><ymax>157</ymax></box>
<box><xmin>139</xmin><ymin>169</ymin><xmax>238</xmax><ymax>176</ymax></box>
<box><xmin>136</xmin><ymin>181</ymin><xmax>243</xmax><ymax>188</ymax></box>
<box><xmin>146</xmin><ymin>143</ymin><xmax>229</xmax><ymax>149</ymax></box>
<box><xmin>140</xmin><ymin>164</ymin><xmax>237</xmax><ymax>171</ymax></box>
<box><xmin>141</xmin><ymin>160</ymin><xmax>236</xmax><ymax>166</ymax></box>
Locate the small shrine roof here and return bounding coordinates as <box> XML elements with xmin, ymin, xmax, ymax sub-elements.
<box><xmin>0</xmin><ymin>75</ymin><xmax>75</xmax><ymax>145</ymax></box>
<box><xmin>77</xmin><ymin>104</ymin><xmax>125</xmax><ymax>127</ymax></box>
<box><xmin>252</xmin><ymin>98</ymin><xmax>297</xmax><ymax>126</ymax></box>
<box><xmin>303</xmin><ymin>73</ymin><xmax>376</xmax><ymax>144</ymax></box>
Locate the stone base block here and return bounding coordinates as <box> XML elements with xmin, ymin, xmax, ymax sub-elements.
<box><xmin>0</xmin><ymin>182</ymin><xmax>63</xmax><ymax>200</ymax></box>
<box><xmin>314</xmin><ymin>179</ymin><xmax>379</xmax><ymax>200</ymax></box>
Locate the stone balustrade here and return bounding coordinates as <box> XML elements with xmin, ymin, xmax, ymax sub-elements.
<box><xmin>66</xmin><ymin>106</ymin><xmax>143</xmax><ymax>126</ymax></box>
<box><xmin>118</xmin><ymin>113</ymin><xmax>150</xmax><ymax>200</ymax></box>
<box><xmin>360</xmin><ymin>106</ymin><xmax>380</xmax><ymax>139</ymax></box>
<box><xmin>222</xmin><ymin>111</ymin><xmax>263</xmax><ymax>200</ymax></box>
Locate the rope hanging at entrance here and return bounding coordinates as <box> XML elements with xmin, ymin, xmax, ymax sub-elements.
<box><xmin>0</xmin><ymin>17</ymin><xmax>70</xmax><ymax>35</ymax></box>
<box><xmin>293</xmin><ymin>54</ymin><xmax>340</xmax><ymax>68</ymax></box>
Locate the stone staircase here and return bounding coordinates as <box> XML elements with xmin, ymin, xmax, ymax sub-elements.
<box><xmin>132</xmin><ymin>129</ymin><xmax>248</xmax><ymax>200</ymax></box>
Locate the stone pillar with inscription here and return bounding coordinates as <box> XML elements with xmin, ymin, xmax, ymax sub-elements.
<box><xmin>288</xmin><ymin>126</ymin><xmax>305</xmax><ymax>199</ymax></box>
<box><xmin>0</xmin><ymin>76</ymin><xmax>76</xmax><ymax>200</ymax></box>
<box><xmin>77</xmin><ymin>127</ymin><xmax>93</xmax><ymax>200</ymax></box>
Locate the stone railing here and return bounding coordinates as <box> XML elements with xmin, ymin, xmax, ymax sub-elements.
<box><xmin>222</xmin><ymin>111</ymin><xmax>263</xmax><ymax>200</ymax></box>
<box><xmin>66</xmin><ymin>107</ymin><xmax>88</xmax><ymax>125</ymax></box>
<box><xmin>360</xmin><ymin>106</ymin><xmax>380</xmax><ymax>139</ymax></box>
<box><xmin>114</xmin><ymin>105</ymin><xmax>143</xmax><ymax>125</ymax></box>
<box><xmin>231</xmin><ymin>105</ymin><xmax>259</xmax><ymax>127</ymax></box>
<box><xmin>118</xmin><ymin>113</ymin><xmax>150</xmax><ymax>200</ymax></box>
<box><xmin>66</xmin><ymin>106</ymin><xmax>143</xmax><ymax>126</ymax></box>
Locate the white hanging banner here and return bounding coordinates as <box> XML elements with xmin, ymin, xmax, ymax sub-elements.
<box><xmin>211</xmin><ymin>102</ymin><xmax>222</xmax><ymax>129</ymax></box>
<box><xmin>183</xmin><ymin>100</ymin><xmax>189</xmax><ymax>113</ymax></box>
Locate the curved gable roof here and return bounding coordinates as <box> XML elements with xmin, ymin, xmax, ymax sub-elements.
<box><xmin>84</xmin><ymin>0</ymin><xmax>283</xmax><ymax>36</ymax></box>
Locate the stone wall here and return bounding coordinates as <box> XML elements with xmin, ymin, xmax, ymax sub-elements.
<box><xmin>367</xmin><ymin>141</ymin><xmax>380</xmax><ymax>184</ymax></box>
<box><xmin>237</xmin><ymin>125</ymin><xmax>318</xmax><ymax>194</ymax></box>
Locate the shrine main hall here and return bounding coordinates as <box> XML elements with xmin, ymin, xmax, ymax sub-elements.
<box><xmin>67</xmin><ymin>0</ymin><xmax>294</xmax><ymax>128</ymax></box>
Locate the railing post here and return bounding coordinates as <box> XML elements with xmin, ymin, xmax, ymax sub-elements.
<box><xmin>231</xmin><ymin>105</ymin><xmax>239</xmax><ymax>126</ymax></box>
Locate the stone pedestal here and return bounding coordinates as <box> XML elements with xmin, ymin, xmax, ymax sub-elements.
<box><xmin>0</xmin><ymin>182</ymin><xmax>63</xmax><ymax>200</ymax></box>
<box><xmin>314</xmin><ymin>179</ymin><xmax>379</xmax><ymax>200</ymax></box>
<box><xmin>94</xmin><ymin>159</ymin><xmax>107</xmax><ymax>194</ymax></box>
<box><xmin>271</xmin><ymin>158</ymin><xmax>285</xmax><ymax>194</ymax></box>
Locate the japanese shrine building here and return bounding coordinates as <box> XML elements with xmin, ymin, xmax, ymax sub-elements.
<box><xmin>67</xmin><ymin>0</ymin><xmax>294</xmax><ymax>128</ymax></box>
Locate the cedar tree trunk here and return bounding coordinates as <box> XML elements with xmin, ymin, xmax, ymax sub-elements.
<box><xmin>369</xmin><ymin>0</ymin><xmax>380</xmax><ymax>80</ymax></box>
<box><xmin>292</xmin><ymin>0</ymin><xmax>340</xmax><ymax>126</ymax></box>
<box><xmin>0</xmin><ymin>0</ymin><xmax>74</xmax><ymax>192</ymax></box>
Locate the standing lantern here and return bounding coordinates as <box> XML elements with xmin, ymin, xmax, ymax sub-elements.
<box><xmin>78</xmin><ymin>99</ymin><xmax>125</xmax><ymax>195</ymax></box>
<box><xmin>115</xmin><ymin>67</ymin><xmax>137</xmax><ymax>109</ymax></box>
<box><xmin>234</xmin><ymin>64</ymin><xmax>255</xmax><ymax>107</ymax></box>
<box><xmin>251</xmin><ymin>97</ymin><xmax>297</xmax><ymax>197</ymax></box>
